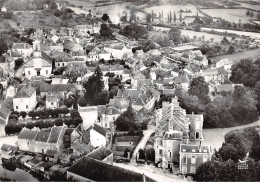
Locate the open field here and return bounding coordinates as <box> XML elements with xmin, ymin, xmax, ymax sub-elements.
<box><xmin>201</xmin><ymin>27</ymin><xmax>260</xmax><ymax>39</ymax></box>
<box><xmin>200</xmin><ymin>8</ymin><xmax>256</xmax><ymax>24</ymax></box>
<box><xmin>235</xmin><ymin>1</ymin><xmax>260</xmax><ymax>11</ymax></box>
<box><xmin>210</xmin><ymin>47</ymin><xmax>260</xmax><ymax>63</ymax></box>
<box><xmin>145</xmin><ymin>4</ymin><xmax>204</xmax><ymax>23</ymax></box>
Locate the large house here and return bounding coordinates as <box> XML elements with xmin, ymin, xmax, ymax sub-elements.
<box><xmin>99</xmin><ymin>106</ymin><xmax>121</xmax><ymax>129</ymax></box>
<box><xmin>12</xmin><ymin>43</ymin><xmax>33</xmax><ymax>58</ymax></box>
<box><xmin>13</xmin><ymin>84</ymin><xmax>36</xmax><ymax>112</ymax></box>
<box><xmin>17</xmin><ymin>126</ymin><xmax>67</xmax><ymax>154</ymax></box>
<box><xmin>201</xmin><ymin>67</ymin><xmax>228</xmax><ymax>84</ymax></box>
<box><xmin>24</xmin><ymin>51</ymin><xmax>52</xmax><ymax>80</ymax></box>
<box><xmin>104</xmin><ymin>44</ymin><xmax>131</xmax><ymax>59</ymax></box>
<box><xmin>154</xmin><ymin>97</ymin><xmax>212</xmax><ymax>174</ymax></box>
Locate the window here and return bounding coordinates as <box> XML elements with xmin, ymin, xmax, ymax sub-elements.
<box><xmin>51</xmin><ymin>102</ymin><xmax>53</xmax><ymax>105</ymax></box>
<box><xmin>182</xmin><ymin>166</ymin><xmax>187</xmax><ymax>174</ymax></box>
<box><xmin>196</xmin><ymin>132</ymin><xmax>200</xmax><ymax>139</ymax></box>
<box><xmin>46</xmin><ymin>70</ymin><xmax>48</xmax><ymax>74</ymax></box>
<box><xmin>113</xmin><ymin>117</ymin><xmax>115</xmax><ymax>120</ymax></box>
<box><xmin>16</xmin><ymin>106</ymin><xmax>18</xmax><ymax>109</ymax></box>
<box><xmin>191</xmin><ymin>156</ymin><xmax>196</xmax><ymax>164</ymax></box>
<box><xmin>28</xmin><ymin>71</ymin><xmax>31</xmax><ymax>75</ymax></box>
<box><xmin>26</xmin><ymin>105</ymin><xmax>28</xmax><ymax>109</ymax></box>
<box><xmin>203</xmin><ymin>155</ymin><xmax>208</xmax><ymax>162</ymax></box>
<box><xmin>62</xmin><ymin>63</ymin><xmax>64</xmax><ymax>66</ymax></box>
<box><xmin>58</xmin><ymin>63</ymin><xmax>60</xmax><ymax>66</ymax></box>
<box><xmin>169</xmin><ymin>150</ymin><xmax>171</xmax><ymax>158</ymax></box>
<box><xmin>190</xmin><ymin>166</ymin><xmax>196</xmax><ymax>174</ymax></box>
<box><xmin>183</xmin><ymin>156</ymin><xmax>187</xmax><ymax>164</ymax></box>
<box><xmin>159</xmin><ymin>149</ymin><xmax>163</xmax><ymax>155</ymax></box>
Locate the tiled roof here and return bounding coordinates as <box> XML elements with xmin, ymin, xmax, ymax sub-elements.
<box><xmin>14</xmin><ymin>85</ymin><xmax>35</xmax><ymax>98</ymax></box>
<box><xmin>35</xmin><ymin>131</ymin><xmax>50</xmax><ymax>142</ymax></box>
<box><xmin>46</xmin><ymin>95</ymin><xmax>59</xmax><ymax>102</ymax></box>
<box><xmin>92</xmin><ymin>124</ymin><xmax>106</xmax><ymax>137</ymax></box>
<box><xmin>67</xmin><ymin>157</ymin><xmax>147</xmax><ymax>182</ymax></box>
<box><xmin>86</xmin><ymin>146</ymin><xmax>112</xmax><ymax>161</ymax></box>
<box><xmin>18</xmin><ymin>129</ymin><xmax>38</xmax><ymax>140</ymax></box>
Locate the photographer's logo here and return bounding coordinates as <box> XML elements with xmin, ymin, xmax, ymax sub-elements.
<box><xmin>237</xmin><ymin>152</ymin><xmax>249</xmax><ymax>170</ymax></box>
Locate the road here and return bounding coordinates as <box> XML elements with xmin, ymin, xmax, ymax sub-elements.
<box><xmin>130</xmin><ymin>124</ymin><xmax>156</xmax><ymax>163</ymax></box>
<box><xmin>114</xmin><ymin>162</ymin><xmax>187</xmax><ymax>182</ymax></box>
<box><xmin>202</xmin><ymin>118</ymin><xmax>260</xmax><ymax>150</ymax></box>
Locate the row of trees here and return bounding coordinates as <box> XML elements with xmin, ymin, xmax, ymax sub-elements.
<box><xmin>27</xmin><ymin>107</ymin><xmax>70</xmax><ymax>119</ymax></box>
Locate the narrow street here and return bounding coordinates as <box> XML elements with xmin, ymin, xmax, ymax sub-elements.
<box><xmin>130</xmin><ymin>123</ymin><xmax>156</xmax><ymax>163</ymax></box>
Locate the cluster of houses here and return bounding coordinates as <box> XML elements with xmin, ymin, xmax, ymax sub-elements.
<box><xmin>0</xmin><ymin>18</ymin><xmax>243</xmax><ymax>181</ymax></box>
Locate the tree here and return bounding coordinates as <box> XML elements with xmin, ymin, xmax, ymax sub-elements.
<box><xmin>255</xmin><ymin>81</ymin><xmax>260</xmax><ymax>113</ymax></box>
<box><xmin>138</xmin><ymin>149</ymin><xmax>146</xmax><ymax>160</ymax></box>
<box><xmin>26</xmin><ymin>122</ymin><xmax>34</xmax><ymax>130</ymax></box>
<box><xmin>20</xmin><ymin>111</ymin><xmax>27</xmax><ymax>119</ymax></box>
<box><xmin>64</xmin><ymin>97</ymin><xmax>75</xmax><ymax>108</ymax></box>
<box><xmin>72</xmin><ymin>117</ymin><xmax>83</xmax><ymax>126</ymax></box>
<box><xmin>250</xmin><ymin>135</ymin><xmax>260</xmax><ymax>161</ymax></box>
<box><xmin>228</xmin><ymin>45</ymin><xmax>235</xmax><ymax>54</ymax></box>
<box><xmin>102</xmin><ymin>13</ymin><xmax>110</xmax><ymax>22</ymax></box>
<box><xmin>70</xmin><ymin>109</ymin><xmax>81</xmax><ymax>118</ymax></box>
<box><xmin>54</xmin><ymin>119</ymin><xmax>63</xmax><ymax>126</ymax></box>
<box><xmin>99</xmin><ymin>23</ymin><xmax>113</xmax><ymax>38</ymax></box>
<box><xmin>77</xmin><ymin>97</ymin><xmax>87</xmax><ymax>107</ymax></box>
<box><xmin>168</xmin><ymin>27</ymin><xmax>181</xmax><ymax>45</ymax></box>
<box><xmin>221</xmin><ymin>36</ymin><xmax>229</xmax><ymax>44</ymax></box>
<box><xmin>120</xmin><ymin>15</ymin><xmax>127</xmax><ymax>23</ymax></box>
<box><xmin>120</xmin><ymin>23</ymin><xmax>147</xmax><ymax>40</ymax></box>
<box><xmin>250</xmin><ymin>12</ymin><xmax>254</xmax><ymax>17</ymax></box>
<box><xmin>0</xmin><ymin>38</ymin><xmax>8</xmax><ymax>56</ymax></box>
<box><xmin>146</xmin><ymin>13</ymin><xmax>152</xmax><ymax>23</ymax></box>
<box><xmin>145</xmin><ymin>148</ymin><xmax>155</xmax><ymax>162</ymax></box>
<box><xmin>246</xmin><ymin>10</ymin><xmax>250</xmax><ymax>16</ymax></box>
<box><xmin>173</xmin><ymin>11</ymin><xmax>176</xmax><ymax>22</ymax></box>
<box><xmin>188</xmin><ymin>76</ymin><xmax>211</xmax><ymax>105</ymax></box>
<box><xmin>49</xmin><ymin>2</ymin><xmax>57</xmax><ymax>10</ymax></box>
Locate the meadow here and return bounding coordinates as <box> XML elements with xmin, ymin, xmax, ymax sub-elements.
<box><xmin>200</xmin><ymin>8</ymin><xmax>256</xmax><ymax>24</ymax></box>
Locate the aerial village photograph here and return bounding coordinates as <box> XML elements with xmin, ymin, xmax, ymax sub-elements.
<box><xmin>0</xmin><ymin>0</ymin><xmax>260</xmax><ymax>182</ymax></box>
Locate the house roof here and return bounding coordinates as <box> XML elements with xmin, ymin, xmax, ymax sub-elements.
<box><xmin>39</xmin><ymin>84</ymin><xmax>77</xmax><ymax>93</ymax></box>
<box><xmin>103</xmin><ymin>106</ymin><xmax>121</xmax><ymax>115</ymax></box>
<box><xmin>35</xmin><ymin>131</ymin><xmax>50</xmax><ymax>142</ymax></box>
<box><xmin>12</xmin><ymin>43</ymin><xmax>31</xmax><ymax>50</ymax></box>
<box><xmin>92</xmin><ymin>124</ymin><xmax>106</xmax><ymax>137</ymax></box>
<box><xmin>48</xmin><ymin>126</ymin><xmax>64</xmax><ymax>143</ymax></box>
<box><xmin>171</xmin><ymin>45</ymin><xmax>198</xmax><ymax>52</ymax></box>
<box><xmin>181</xmin><ymin>53</ymin><xmax>189</xmax><ymax>58</ymax></box>
<box><xmin>180</xmin><ymin>144</ymin><xmax>212</xmax><ymax>153</ymax></box>
<box><xmin>45</xmin><ymin>149</ymin><xmax>58</xmax><ymax>157</ymax></box>
<box><xmin>1</xmin><ymin>144</ymin><xmax>18</xmax><ymax>152</ymax></box>
<box><xmin>109</xmin><ymin>99</ymin><xmax>129</xmax><ymax>110</ymax></box>
<box><xmin>174</xmin><ymin>75</ymin><xmax>190</xmax><ymax>84</ymax></box>
<box><xmin>86</xmin><ymin>146</ymin><xmax>112</xmax><ymax>161</ymax></box>
<box><xmin>14</xmin><ymin>85</ymin><xmax>35</xmax><ymax>98</ymax></box>
<box><xmin>46</xmin><ymin>95</ymin><xmax>59</xmax><ymax>102</ymax></box>
<box><xmin>194</xmin><ymin>55</ymin><xmax>206</xmax><ymax>61</ymax></box>
<box><xmin>116</xmin><ymin>136</ymin><xmax>140</xmax><ymax>144</ymax></box>
<box><xmin>18</xmin><ymin>129</ymin><xmax>38</xmax><ymax>140</ymax></box>
<box><xmin>67</xmin><ymin>157</ymin><xmax>147</xmax><ymax>182</ymax></box>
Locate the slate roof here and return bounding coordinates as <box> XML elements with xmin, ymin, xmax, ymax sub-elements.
<box><xmin>18</xmin><ymin>129</ymin><xmax>38</xmax><ymax>140</ymax></box>
<box><xmin>86</xmin><ymin>146</ymin><xmax>112</xmax><ymax>161</ymax></box>
<box><xmin>194</xmin><ymin>55</ymin><xmax>206</xmax><ymax>61</ymax></box>
<box><xmin>103</xmin><ymin>106</ymin><xmax>121</xmax><ymax>115</ymax></box>
<box><xmin>14</xmin><ymin>85</ymin><xmax>35</xmax><ymax>98</ymax></box>
<box><xmin>45</xmin><ymin>149</ymin><xmax>58</xmax><ymax>157</ymax></box>
<box><xmin>180</xmin><ymin>144</ymin><xmax>212</xmax><ymax>153</ymax></box>
<box><xmin>40</xmin><ymin>84</ymin><xmax>77</xmax><ymax>93</ymax></box>
<box><xmin>92</xmin><ymin>124</ymin><xmax>106</xmax><ymax>137</ymax></box>
<box><xmin>67</xmin><ymin>157</ymin><xmax>147</xmax><ymax>182</ymax></box>
<box><xmin>35</xmin><ymin>131</ymin><xmax>50</xmax><ymax>142</ymax></box>
<box><xmin>46</xmin><ymin>95</ymin><xmax>59</xmax><ymax>102</ymax></box>
<box><xmin>48</xmin><ymin>126</ymin><xmax>63</xmax><ymax>143</ymax></box>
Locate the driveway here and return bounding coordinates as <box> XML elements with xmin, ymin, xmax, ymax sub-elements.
<box><xmin>130</xmin><ymin>124</ymin><xmax>156</xmax><ymax>163</ymax></box>
<box><xmin>114</xmin><ymin>162</ymin><xmax>187</xmax><ymax>182</ymax></box>
<box><xmin>203</xmin><ymin>118</ymin><xmax>260</xmax><ymax>150</ymax></box>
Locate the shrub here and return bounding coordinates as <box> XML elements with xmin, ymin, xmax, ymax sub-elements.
<box><xmin>54</xmin><ymin>119</ymin><xmax>63</xmax><ymax>126</ymax></box>
<box><xmin>20</xmin><ymin>111</ymin><xmax>27</xmax><ymax>119</ymax></box>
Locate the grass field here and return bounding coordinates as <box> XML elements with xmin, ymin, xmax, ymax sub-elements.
<box><xmin>200</xmin><ymin>8</ymin><xmax>256</xmax><ymax>24</ymax></box>
<box><xmin>211</xmin><ymin>47</ymin><xmax>260</xmax><ymax>63</ymax></box>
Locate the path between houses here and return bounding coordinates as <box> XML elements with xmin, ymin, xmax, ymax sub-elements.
<box><xmin>130</xmin><ymin>124</ymin><xmax>156</xmax><ymax>163</ymax></box>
